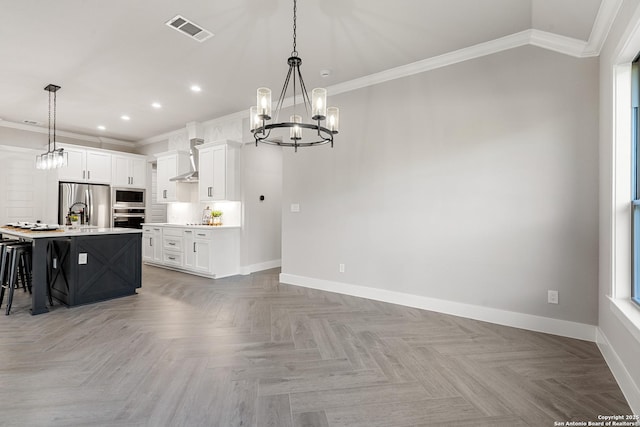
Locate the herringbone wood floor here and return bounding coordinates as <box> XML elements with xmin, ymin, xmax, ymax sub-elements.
<box><xmin>0</xmin><ymin>266</ymin><xmax>632</xmax><ymax>426</ymax></box>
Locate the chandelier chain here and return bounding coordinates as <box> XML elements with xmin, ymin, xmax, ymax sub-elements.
<box><xmin>292</xmin><ymin>0</ymin><xmax>297</xmax><ymax>56</ymax></box>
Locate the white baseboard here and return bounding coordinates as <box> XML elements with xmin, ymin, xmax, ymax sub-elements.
<box><xmin>241</xmin><ymin>259</ymin><xmax>281</xmax><ymax>275</ymax></box>
<box><xmin>279</xmin><ymin>273</ymin><xmax>597</xmax><ymax>342</ymax></box>
<box><xmin>596</xmin><ymin>328</ymin><xmax>640</xmax><ymax>413</ymax></box>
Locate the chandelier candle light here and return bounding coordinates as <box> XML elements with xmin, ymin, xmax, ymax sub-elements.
<box><xmin>250</xmin><ymin>0</ymin><xmax>339</xmax><ymax>151</ymax></box>
<box><xmin>36</xmin><ymin>84</ymin><xmax>68</xmax><ymax>170</ymax></box>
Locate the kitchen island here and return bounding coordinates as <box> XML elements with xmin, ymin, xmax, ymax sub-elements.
<box><xmin>0</xmin><ymin>226</ymin><xmax>142</xmax><ymax>314</ymax></box>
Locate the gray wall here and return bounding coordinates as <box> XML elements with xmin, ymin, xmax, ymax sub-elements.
<box><xmin>240</xmin><ymin>136</ymin><xmax>283</xmax><ymax>269</ymax></box>
<box><xmin>282</xmin><ymin>45</ymin><xmax>600</xmax><ymax>325</ymax></box>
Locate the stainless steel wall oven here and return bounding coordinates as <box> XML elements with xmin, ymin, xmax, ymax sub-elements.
<box><xmin>112</xmin><ymin>188</ymin><xmax>145</xmax><ymax>229</ymax></box>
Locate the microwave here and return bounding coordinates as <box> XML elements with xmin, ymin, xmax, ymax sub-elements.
<box><xmin>112</xmin><ymin>188</ymin><xmax>145</xmax><ymax>207</ymax></box>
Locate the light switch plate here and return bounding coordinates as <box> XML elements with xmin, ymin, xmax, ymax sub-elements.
<box><xmin>290</xmin><ymin>203</ymin><xmax>300</xmax><ymax>213</ymax></box>
<box><xmin>78</xmin><ymin>253</ymin><xmax>88</xmax><ymax>265</ymax></box>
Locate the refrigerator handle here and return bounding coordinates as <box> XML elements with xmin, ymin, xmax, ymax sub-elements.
<box><xmin>85</xmin><ymin>188</ymin><xmax>92</xmax><ymax>225</ymax></box>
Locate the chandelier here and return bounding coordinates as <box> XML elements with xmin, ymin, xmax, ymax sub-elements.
<box><xmin>36</xmin><ymin>84</ymin><xmax>68</xmax><ymax>170</ymax></box>
<box><xmin>250</xmin><ymin>0</ymin><xmax>339</xmax><ymax>151</ymax></box>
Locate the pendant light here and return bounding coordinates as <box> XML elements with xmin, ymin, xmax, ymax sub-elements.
<box><xmin>250</xmin><ymin>0</ymin><xmax>339</xmax><ymax>151</ymax></box>
<box><xmin>35</xmin><ymin>84</ymin><xmax>68</xmax><ymax>170</ymax></box>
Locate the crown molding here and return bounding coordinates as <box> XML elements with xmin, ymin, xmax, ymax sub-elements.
<box><xmin>585</xmin><ymin>0</ymin><xmax>624</xmax><ymax>56</ymax></box>
<box><xmin>528</xmin><ymin>30</ymin><xmax>590</xmax><ymax>57</ymax></box>
<box><xmin>329</xmin><ymin>31</ymin><xmax>531</xmax><ymax>97</ymax></box>
<box><xmin>0</xmin><ymin>120</ymin><xmax>135</xmax><ymax>148</ymax></box>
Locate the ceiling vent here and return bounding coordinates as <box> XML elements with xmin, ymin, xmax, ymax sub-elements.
<box><xmin>165</xmin><ymin>15</ymin><xmax>214</xmax><ymax>42</ymax></box>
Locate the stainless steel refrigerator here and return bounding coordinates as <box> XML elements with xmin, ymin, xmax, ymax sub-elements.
<box><xmin>59</xmin><ymin>182</ymin><xmax>111</xmax><ymax>227</ymax></box>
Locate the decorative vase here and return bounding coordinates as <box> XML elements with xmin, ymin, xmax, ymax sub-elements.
<box><xmin>212</xmin><ymin>216</ymin><xmax>222</xmax><ymax>226</ymax></box>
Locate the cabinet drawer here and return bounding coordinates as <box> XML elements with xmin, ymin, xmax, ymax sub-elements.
<box><xmin>163</xmin><ymin>251</ymin><xmax>183</xmax><ymax>266</ymax></box>
<box><xmin>163</xmin><ymin>237</ymin><xmax>183</xmax><ymax>250</ymax></box>
<box><xmin>163</xmin><ymin>227</ymin><xmax>183</xmax><ymax>237</ymax></box>
<box><xmin>193</xmin><ymin>229</ymin><xmax>213</xmax><ymax>239</ymax></box>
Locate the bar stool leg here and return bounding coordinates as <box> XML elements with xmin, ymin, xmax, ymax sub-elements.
<box><xmin>22</xmin><ymin>250</ymin><xmax>32</xmax><ymax>294</ymax></box>
<box><xmin>0</xmin><ymin>247</ymin><xmax>9</xmax><ymax>308</ymax></box>
<box><xmin>18</xmin><ymin>255</ymin><xmax>27</xmax><ymax>292</ymax></box>
<box><xmin>6</xmin><ymin>248</ymin><xmax>19</xmax><ymax>315</ymax></box>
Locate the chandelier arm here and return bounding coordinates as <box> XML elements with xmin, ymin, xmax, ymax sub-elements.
<box><xmin>296</xmin><ymin>65</ymin><xmax>312</xmax><ymax>116</ymax></box>
<box><xmin>293</xmin><ymin>62</ymin><xmax>298</xmax><ymax>117</ymax></box>
<box><xmin>274</xmin><ymin>64</ymin><xmax>294</xmax><ymax>123</ymax></box>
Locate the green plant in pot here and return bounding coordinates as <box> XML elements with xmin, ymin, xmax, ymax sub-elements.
<box><xmin>211</xmin><ymin>210</ymin><xmax>223</xmax><ymax>226</ymax></box>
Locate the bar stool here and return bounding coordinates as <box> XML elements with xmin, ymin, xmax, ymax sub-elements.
<box><xmin>0</xmin><ymin>239</ymin><xmax>30</xmax><ymax>293</ymax></box>
<box><xmin>0</xmin><ymin>241</ymin><xmax>33</xmax><ymax>315</ymax></box>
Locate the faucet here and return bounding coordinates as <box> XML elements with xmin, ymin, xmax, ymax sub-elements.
<box><xmin>68</xmin><ymin>202</ymin><xmax>88</xmax><ymax>225</ymax></box>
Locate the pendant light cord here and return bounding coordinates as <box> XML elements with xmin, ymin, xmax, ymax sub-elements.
<box><xmin>47</xmin><ymin>90</ymin><xmax>52</xmax><ymax>152</ymax></box>
<box><xmin>53</xmin><ymin>89</ymin><xmax>57</xmax><ymax>151</ymax></box>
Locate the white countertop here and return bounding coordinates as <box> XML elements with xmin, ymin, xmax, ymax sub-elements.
<box><xmin>1</xmin><ymin>226</ymin><xmax>142</xmax><ymax>239</ymax></box>
<box><xmin>142</xmin><ymin>223</ymin><xmax>241</xmax><ymax>229</ymax></box>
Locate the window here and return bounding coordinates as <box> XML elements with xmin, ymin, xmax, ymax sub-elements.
<box><xmin>632</xmin><ymin>57</ymin><xmax>640</xmax><ymax>306</ymax></box>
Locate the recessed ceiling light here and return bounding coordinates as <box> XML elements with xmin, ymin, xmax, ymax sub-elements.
<box><xmin>151</xmin><ymin>102</ymin><xmax>162</xmax><ymax>109</ymax></box>
<box><xmin>97</xmin><ymin>125</ymin><xmax>106</xmax><ymax>131</ymax></box>
<box><xmin>190</xmin><ymin>85</ymin><xmax>202</xmax><ymax>93</ymax></box>
<box><xmin>121</xmin><ymin>115</ymin><xmax>130</xmax><ymax>121</ymax></box>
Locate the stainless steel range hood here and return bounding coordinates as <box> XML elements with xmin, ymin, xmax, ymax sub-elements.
<box><xmin>170</xmin><ymin>138</ymin><xmax>203</xmax><ymax>182</ymax></box>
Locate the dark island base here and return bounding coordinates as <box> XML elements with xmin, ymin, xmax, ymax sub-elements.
<box><xmin>49</xmin><ymin>233</ymin><xmax>141</xmax><ymax>307</ymax></box>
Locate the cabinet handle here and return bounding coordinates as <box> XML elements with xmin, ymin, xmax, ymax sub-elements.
<box><xmin>150</xmin><ymin>238</ymin><xmax>152</xmax><ymax>247</ymax></box>
<box><xmin>168</xmin><ymin>256</ymin><xmax>176</xmax><ymax>261</ymax></box>
<box><xmin>168</xmin><ymin>242</ymin><xmax>176</xmax><ymax>246</ymax></box>
<box><xmin>163</xmin><ymin>190</ymin><xmax>167</xmax><ymax>199</ymax></box>
<box><xmin>88</xmin><ymin>171</ymin><xmax>91</xmax><ymax>180</ymax></box>
<box><xmin>197</xmin><ymin>233</ymin><xmax>206</xmax><ymax>237</ymax></box>
<box><xmin>208</xmin><ymin>186</ymin><xmax>212</xmax><ymax>197</ymax></box>
<box><xmin>83</xmin><ymin>170</ymin><xmax>86</xmax><ymax>179</ymax></box>
<box><xmin>193</xmin><ymin>242</ymin><xmax>196</xmax><ymax>252</ymax></box>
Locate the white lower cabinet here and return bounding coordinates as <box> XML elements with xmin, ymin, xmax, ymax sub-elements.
<box><xmin>162</xmin><ymin>227</ymin><xmax>183</xmax><ymax>268</ymax></box>
<box><xmin>142</xmin><ymin>226</ymin><xmax>162</xmax><ymax>263</ymax></box>
<box><xmin>142</xmin><ymin>224</ymin><xmax>239</xmax><ymax>278</ymax></box>
<box><xmin>194</xmin><ymin>230</ymin><xmax>213</xmax><ymax>274</ymax></box>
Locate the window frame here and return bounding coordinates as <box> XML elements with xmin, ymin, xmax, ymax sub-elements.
<box><xmin>632</xmin><ymin>58</ymin><xmax>640</xmax><ymax>307</ymax></box>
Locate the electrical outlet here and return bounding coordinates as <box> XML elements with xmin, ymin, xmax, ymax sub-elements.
<box><xmin>547</xmin><ymin>290</ymin><xmax>559</xmax><ymax>304</ymax></box>
<box><xmin>290</xmin><ymin>203</ymin><xmax>300</xmax><ymax>213</ymax></box>
<box><xmin>339</xmin><ymin>263</ymin><xmax>345</xmax><ymax>273</ymax></box>
<box><xmin>78</xmin><ymin>253</ymin><xmax>88</xmax><ymax>265</ymax></box>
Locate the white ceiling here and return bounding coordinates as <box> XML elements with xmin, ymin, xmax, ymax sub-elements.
<box><xmin>0</xmin><ymin>0</ymin><xmax>604</xmax><ymax>144</ymax></box>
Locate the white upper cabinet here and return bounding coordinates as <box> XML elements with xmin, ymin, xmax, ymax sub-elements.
<box><xmin>112</xmin><ymin>154</ymin><xmax>147</xmax><ymax>188</ymax></box>
<box><xmin>197</xmin><ymin>140</ymin><xmax>241</xmax><ymax>202</ymax></box>
<box><xmin>57</xmin><ymin>145</ymin><xmax>111</xmax><ymax>183</ymax></box>
<box><xmin>156</xmin><ymin>151</ymin><xmax>191</xmax><ymax>203</ymax></box>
